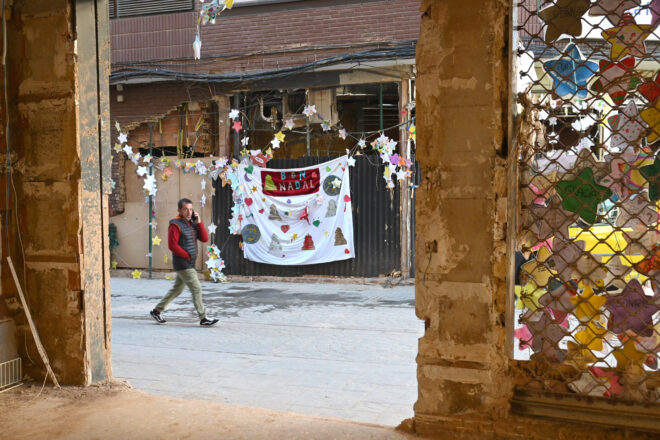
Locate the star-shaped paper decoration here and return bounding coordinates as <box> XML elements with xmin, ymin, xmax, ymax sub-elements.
<box><xmin>591</xmin><ymin>57</ymin><xmax>638</xmax><ymax>106</ymax></box>
<box><xmin>143</xmin><ymin>154</ymin><xmax>152</xmax><ymax>163</ymax></box>
<box><xmin>612</xmin><ymin>339</ymin><xmax>647</xmax><ymax>369</ymax></box>
<box><xmin>608</xmin><ymin>101</ymin><xmax>646</xmax><ymax>150</ymax></box>
<box><xmin>543</xmin><ymin>43</ymin><xmax>598</xmax><ymax>99</ymax></box>
<box><xmin>574</xmin><ymin>317</ymin><xmax>608</xmax><ymax>351</ymax></box>
<box><xmin>321</xmin><ymin>121</ymin><xmax>332</xmax><ymax>131</ymax></box>
<box><xmin>548</xmin><ymin>239</ymin><xmax>586</xmax><ymax>281</ymax></box>
<box><xmin>113</xmin><ymin>143</ymin><xmax>123</xmax><ymax>152</ymax></box>
<box><xmin>240</xmin><ymin>136</ymin><xmax>250</xmax><ymax>147</ymax></box>
<box><xmin>117</xmin><ymin>132</ymin><xmax>128</xmax><ymax>144</ymax></box>
<box><xmin>208</xmin><ymin>223</ymin><xmax>217</xmax><ymax>234</ymax></box>
<box><xmin>539</xmin><ymin>278</ymin><xmax>578</xmax><ymax>313</ymax></box>
<box><xmin>347</xmin><ymin>156</ymin><xmax>356</xmax><ymax>167</ymax></box>
<box><xmin>338</xmin><ymin>128</ymin><xmax>347</xmax><ymax>140</ymax></box>
<box><xmin>136</xmin><ymin>166</ymin><xmax>148</xmax><ymax>177</ymax></box>
<box><xmin>232</xmin><ymin>120</ymin><xmax>242</xmax><ymax>132</ymax></box>
<box><xmin>602</xmin><ymin>12</ymin><xmax>653</xmax><ymax>60</ymax></box>
<box><xmin>229</xmin><ymin>109</ymin><xmax>240</xmax><ymax>120</ymax></box>
<box><xmin>568</xmin><ymin>371</ymin><xmax>609</xmax><ymax>397</ymax></box>
<box><xmin>274</xmin><ymin>131</ymin><xmax>285</xmax><ymax>142</ymax></box>
<box><xmin>639</xmin><ymin>156</ymin><xmax>660</xmax><ymax>201</ymax></box>
<box><xmin>565</xmin><ymin>341</ymin><xmax>598</xmax><ymax>370</ymax></box>
<box><xmin>616</xmin><ymin>195</ymin><xmax>656</xmax><ymax>230</ymax></box>
<box><xmin>132</xmin><ymin>269</ymin><xmax>141</xmax><ymax>279</ymax></box>
<box><xmin>588</xmin><ymin>0</ymin><xmax>640</xmax><ymax>26</ymax></box>
<box><xmin>599</xmin><ymin>158</ymin><xmax>630</xmax><ymax>201</ymax></box>
<box><xmin>523</xmin><ymin>311</ymin><xmax>569</xmax><ymax>360</ymax></box>
<box><xmin>271</xmin><ymin>138</ymin><xmax>281</xmax><ymax>149</ymax></box>
<box><xmin>302</xmin><ymin>105</ymin><xmax>317</xmax><ymax>117</ymax></box>
<box><xmin>640</xmin><ymin>99</ymin><xmax>660</xmax><ymax>144</ymax></box>
<box><xmin>570</xmin><ymin>285</ymin><xmax>607</xmax><ymax>323</ymax></box>
<box><xmin>122</xmin><ymin>145</ymin><xmax>133</xmax><ymax>157</ymax></box>
<box><xmin>605</xmin><ymin>279</ymin><xmax>660</xmax><ymax>336</ymax></box>
<box><xmin>538</xmin><ymin>0</ymin><xmax>590</xmax><ymax>43</ymax></box>
<box><xmin>284</xmin><ymin>118</ymin><xmax>295</xmax><ymax>130</ymax></box>
<box><xmin>152</xmin><ymin>236</ymin><xmax>162</xmax><ymax>246</ymax></box>
<box><xmin>331</xmin><ymin>178</ymin><xmax>342</xmax><ymax>189</ymax></box>
<box><xmin>358</xmin><ymin>138</ymin><xmax>366</xmax><ymax>149</ymax></box>
<box><xmin>111</xmin><ymin>260</ymin><xmax>118</xmax><ymax>269</ymax></box>
<box><xmin>651</xmin><ymin>0</ymin><xmax>660</xmax><ymax>28</ymax></box>
<box><xmin>556</xmin><ymin>168</ymin><xmax>612</xmax><ymax>224</ymax></box>
<box><xmin>637</xmin><ymin>71</ymin><xmax>660</xmax><ymax>105</ymax></box>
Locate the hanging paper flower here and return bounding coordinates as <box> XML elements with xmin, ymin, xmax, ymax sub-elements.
<box><xmin>136</xmin><ymin>166</ymin><xmax>148</xmax><ymax>177</ymax></box>
<box><xmin>321</xmin><ymin>120</ymin><xmax>332</xmax><ymax>131</ymax></box>
<box><xmin>229</xmin><ymin>109</ymin><xmax>240</xmax><ymax>120</ymax></box>
<box><xmin>338</xmin><ymin>128</ymin><xmax>347</xmax><ymax>140</ymax></box>
<box><xmin>206</xmin><ymin>244</ymin><xmax>227</xmax><ymax>282</ymax></box>
<box><xmin>284</xmin><ymin>118</ymin><xmax>295</xmax><ymax>130</ymax></box>
<box><xmin>117</xmin><ymin>133</ymin><xmax>128</xmax><ymax>144</ymax></box>
<box><xmin>143</xmin><ymin>174</ymin><xmax>158</xmax><ymax>196</ymax></box>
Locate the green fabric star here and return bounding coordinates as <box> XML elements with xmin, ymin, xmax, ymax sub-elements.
<box><xmin>556</xmin><ymin>168</ymin><xmax>612</xmax><ymax>224</ymax></box>
<box><xmin>640</xmin><ymin>156</ymin><xmax>660</xmax><ymax>201</ymax></box>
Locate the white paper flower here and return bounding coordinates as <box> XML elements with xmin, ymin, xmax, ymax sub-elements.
<box><xmin>229</xmin><ymin>109</ymin><xmax>240</xmax><ymax>120</ymax></box>
<box><xmin>302</xmin><ymin>105</ymin><xmax>317</xmax><ymax>117</ymax></box>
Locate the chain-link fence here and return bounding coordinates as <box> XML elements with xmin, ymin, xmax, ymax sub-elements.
<box><xmin>513</xmin><ymin>0</ymin><xmax>660</xmax><ymax>402</ymax></box>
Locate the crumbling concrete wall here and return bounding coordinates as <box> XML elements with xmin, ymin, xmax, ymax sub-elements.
<box><xmin>0</xmin><ymin>0</ymin><xmax>111</xmax><ymax>385</ymax></box>
<box><xmin>413</xmin><ymin>1</ymin><xmax>657</xmax><ymax>438</ymax></box>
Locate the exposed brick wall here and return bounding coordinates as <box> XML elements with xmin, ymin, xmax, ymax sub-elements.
<box><xmin>111</xmin><ymin>0</ymin><xmax>421</xmax><ymax>73</ymax></box>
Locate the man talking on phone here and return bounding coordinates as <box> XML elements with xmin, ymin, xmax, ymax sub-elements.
<box><xmin>150</xmin><ymin>198</ymin><xmax>219</xmax><ymax>326</ymax></box>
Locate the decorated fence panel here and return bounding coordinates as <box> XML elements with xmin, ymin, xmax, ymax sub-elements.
<box><xmin>513</xmin><ymin>1</ymin><xmax>660</xmax><ymax>402</ymax></box>
<box><xmin>213</xmin><ymin>155</ymin><xmax>409</xmax><ymax>278</ymax></box>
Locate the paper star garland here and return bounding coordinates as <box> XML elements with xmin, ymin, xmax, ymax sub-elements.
<box><xmin>358</xmin><ymin>138</ymin><xmax>366</xmax><ymax>149</ymax></box>
<box><xmin>538</xmin><ymin>0</ymin><xmax>590</xmax><ymax>43</ymax></box>
<box><xmin>639</xmin><ymin>156</ymin><xmax>660</xmax><ymax>200</ymax></box>
<box><xmin>640</xmin><ymin>99</ymin><xmax>660</xmax><ymax>143</ymax></box>
<box><xmin>347</xmin><ymin>157</ymin><xmax>356</xmax><ymax>167</ymax></box>
<box><xmin>117</xmin><ymin>132</ymin><xmax>128</xmax><ymax>144</ymax></box>
<box><xmin>136</xmin><ymin>166</ymin><xmax>148</xmax><ymax>177</ymax></box>
<box><xmin>274</xmin><ymin>131</ymin><xmax>285</xmax><ymax>142</ymax></box>
<box><xmin>588</xmin><ymin>0</ymin><xmax>640</xmax><ymax>26</ymax></box>
<box><xmin>543</xmin><ymin>43</ymin><xmax>598</xmax><ymax>99</ymax></box>
<box><xmin>113</xmin><ymin>143</ymin><xmax>123</xmax><ymax>152</ymax></box>
<box><xmin>284</xmin><ymin>118</ymin><xmax>295</xmax><ymax>130</ymax></box>
<box><xmin>208</xmin><ymin>223</ymin><xmax>217</xmax><ymax>234</ymax></box>
<box><xmin>229</xmin><ymin>109</ymin><xmax>240</xmax><ymax>120</ymax></box>
<box><xmin>605</xmin><ymin>279</ymin><xmax>660</xmax><ymax>336</ymax></box>
<box><xmin>271</xmin><ymin>138</ymin><xmax>281</xmax><ymax>149</ymax></box>
<box><xmin>338</xmin><ymin>128</ymin><xmax>347</xmax><ymax>140</ymax></box>
<box><xmin>111</xmin><ymin>260</ymin><xmax>118</xmax><ymax>269</ymax></box>
<box><xmin>232</xmin><ymin>120</ymin><xmax>242</xmax><ymax>132</ymax></box>
<box><xmin>602</xmin><ymin>12</ymin><xmax>653</xmax><ymax>60</ymax></box>
<box><xmin>556</xmin><ymin>167</ymin><xmax>612</xmax><ymax>224</ymax></box>
<box><xmin>591</xmin><ymin>57</ymin><xmax>638</xmax><ymax>106</ymax></box>
<box><xmin>132</xmin><ymin>269</ymin><xmax>141</xmax><ymax>279</ymax></box>
<box><xmin>152</xmin><ymin>236</ymin><xmax>162</xmax><ymax>246</ymax></box>
<box><xmin>321</xmin><ymin>121</ymin><xmax>332</xmax><ymax>131</ymax></box>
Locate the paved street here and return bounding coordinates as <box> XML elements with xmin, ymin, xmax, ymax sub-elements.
<box><xmin>110</xmin><ymin>277</ymin><xmax>422</xmax><ymax>427</ymax></box>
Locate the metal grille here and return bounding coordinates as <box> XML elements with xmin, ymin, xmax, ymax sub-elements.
<box><xmin>513</xmin><ymin>0</ymin><xmax>660</xmax><ymax>402</ymax></box>
<box><xmin>110</xmin><ymin>0</ymin><xmax>194</xmax><ymax>19</ymax></box>
<box><xmin>0</xmin><ymin>358</ymin><xmax>21</xmax><ymax>392</ymax></box>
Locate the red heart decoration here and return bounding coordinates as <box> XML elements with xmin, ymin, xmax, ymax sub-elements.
<box><xmin>259</xmin><ymin>208</ymin><xmax>265</xmax><ymax>214</ymax></box>
<box><xmin>281</xmin><ymin>225</ymin><xmax>290</xmax><ymax>233</ymax></box>
<box><xmin>344</xmin><ymin>248</ymin><xmax>350</xmax><ymax>254</ymax></box>
<box><xmin>245</xmin><ymin>198</ymin><xmax>253</xmax><ymax>206</ymax></box>
<box><xmin>343</xmin><ymin>195</ymin><xmax>351</xmax><ymax>202</ymax></box>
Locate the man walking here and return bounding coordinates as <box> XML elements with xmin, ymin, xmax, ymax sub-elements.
<box><xmin>150</xmin><ymin>198</ymin><xmax>219</xmax><ymax>326</ymax></box>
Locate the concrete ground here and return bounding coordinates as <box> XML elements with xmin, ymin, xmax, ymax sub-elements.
<box><xmin>0</xmin><ymin>383</ymin><xmax>419</xmax><ymax>440</ymax></box>
<box><xmin>110</xmin><ymin>277</ymin><xmax>422</xmax><ymax>427</ymax></box>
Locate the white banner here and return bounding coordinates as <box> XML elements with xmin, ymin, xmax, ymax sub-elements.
<box><xmin>237</xmin><ymin>156</ymin><xmax>354</xmax><ymax>265</ymax></box>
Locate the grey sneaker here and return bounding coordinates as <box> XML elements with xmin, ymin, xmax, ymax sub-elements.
<box><xmin>200</xmin><ymin>318</ymin><xmax>219</xmax><ymax>326</ymax></box>
<box><xmin>150</xmin><ymin>309</ymin><xmax>166</xmax><ymax>324</ymax></box>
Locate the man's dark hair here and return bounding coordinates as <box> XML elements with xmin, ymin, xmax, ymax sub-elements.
<box><xmin>178</xmin><ymin>198</ymin><xmax>193</xmax><ymax>209</ymax></box>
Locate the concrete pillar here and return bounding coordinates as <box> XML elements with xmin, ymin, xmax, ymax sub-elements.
<box><xmin>0</xmin><ymin>0</ymin><xmax>111</xmax><ymax>385</ymax></box>
<box><xmin>413</xmin><ymin>0</ymin><xmax>512</xmax><ymax>434</ymax></box>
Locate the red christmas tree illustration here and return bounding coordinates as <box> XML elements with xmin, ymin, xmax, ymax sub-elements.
<box><xmin>302</xmin><ymin>234</ymin><xmax>315</xmax><ymax>251</ymax></box>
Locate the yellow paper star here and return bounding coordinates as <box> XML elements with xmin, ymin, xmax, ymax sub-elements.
<box><xmin>252</xmin><ymin>186</ymin><xmax>258</xmax><ymax>192</ymax></box>
<box><xmin>521</xmin><ymin>247</ymin><xmax>555</xmax><ymax>287</ymax></box>
<box><xmin>641</xmin><ymin>100</ymin><xmax>660</xmax><ymax>144</ymax></box>
<box><xmin>574</xmin><ymin>319</ymin><xmax>607</xmax><ymax>352</ymax></box>
<box><xmin>570</xmin><ymin>285</ymin><xmax>606</xmax><ymax>323</ymax></box>
<box><xmin>114</xmin><ymin>143</ymin><xmax>123</xmax><ymax>152</ymax></box>
<box><xmin>265</xmin><ymin>147</ymin><xmax>273</xmax><ymax>157</ymax></box>
<box><xmin>292</xmin><ymin>233</ymin><xmax>298</xmax><ymax>240</ymax></box>
<box><xmin>613</xmin><ymin>339</ymin><xmax>647</xmax><ymax>370</ymax></box>
<box><xmin>111</xmin><ymin>260</ymin><xmax>118</xmax><ymax>269</ymax></box>
<box><xmin>274</xmin><ymin>131</ymin><xmax>285</xmax><ymax>142</ymax></box>
<box><xmin>602</xmin><ymin>18</ymin><xmax>653</xmax><ymax>61</ymax></box>
<box><xmin>324</xmin><ymin>231</ymin><xmax>329</xmax><ymax>236</ymax></box>
<box><xmin>163</xmin><ymin>255</ymin><xmax>169</xmax><ymax>263</ymax></box>
<box><xmin>132</xmin><ymin>269</ymin><xmax>141</xmax><ymax>279</ymax></box>
<box><xmin>152</xmin><ymin>236</ymin><xmax>162</xmax><ymax>246</ymax></box>
<box><xmin>565</xmin><ymin>341</ymin><xmax>598</xmax><ymax>370</ymax></box>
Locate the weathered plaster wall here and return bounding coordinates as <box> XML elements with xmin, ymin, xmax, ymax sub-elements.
<box><xmin>0</xmin><ymin>0</ymin><xmax>111</xmax><ymax>385</ymax></box>
<box><xmin>413</xmin><ymin>1</ymin><xmax>657</xmax><ymax>438</ymax></box>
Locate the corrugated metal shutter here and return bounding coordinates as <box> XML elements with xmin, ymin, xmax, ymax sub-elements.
<box><xmin>109</xmin><ymin>0</ymin><xmax>116</xmax><ymax>18</ymax></box>
<box><xmin>114</xmin><ymin>0</ymin><xmax>193</xmax><ymax>18</ymax></box>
